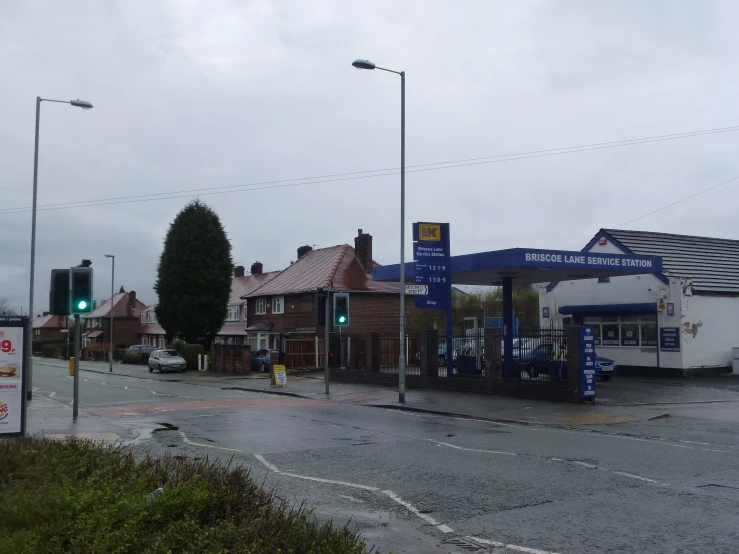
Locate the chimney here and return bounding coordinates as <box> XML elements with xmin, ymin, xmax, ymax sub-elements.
<box><xmin>234</xmin><ymin>265</ymin><xmax>245</xmax><ymax>278</ymax></box>
<box><xmin>298</xmin><ymin>245</ymin><xmax>313</xmax><ymax>259</ymax></box>
<box><xmin>354</xmin><ymin>229</ymin><xmax>373</xmax><ymax>274</ymax></box>
<box><xmin>251</xmin><ymin>262</ymin><xmax>263</xmax><ymax>275</ymax></box>
<box><xmin>128</xmin><ymin>291</ymin><xmax>136</xmax><ymax>317</ymax></box>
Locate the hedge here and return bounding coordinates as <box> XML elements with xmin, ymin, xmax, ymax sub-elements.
<box><xmin>0</xmin><ymin>439</ymin><xmax>369</xmax><ymax>554</ymax></box>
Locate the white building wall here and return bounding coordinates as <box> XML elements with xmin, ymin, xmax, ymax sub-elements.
<box><xmin>680</xmin><ymin>292</ymin><xmax>739</xmax><ymax>370</ymax></box>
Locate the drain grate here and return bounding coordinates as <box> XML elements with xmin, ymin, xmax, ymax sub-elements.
<box><xmin>445</xmin><ymin>536</ymin><xmax>490</xmax><ymax>552</ymax></box>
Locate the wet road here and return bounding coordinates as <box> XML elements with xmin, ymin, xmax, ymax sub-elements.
<box><xmin>31</xmin><ymin>360</ymin><xmax>739</xmax><ymax>554</ymax></box>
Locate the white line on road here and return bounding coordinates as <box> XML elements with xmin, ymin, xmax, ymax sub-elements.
<box><xmin>253</xmin><ymin>454</ymin><xmax>379</xmax><ymax>491</ymax></box>
<box><xmin>571</xmin><ymin>461</ymin><xmax>597</xmax><ymax>468</ymax></box>
<box><xmin>32</xmin><ymin>387</ymin><xmax>38</xmax><ymax>392</ymax></box>
<box><xmin>611</xmin><ymin>471</ymin><xmax>658</xmax><ymax>483</ymax></box>
<box><xmin>179</xmin><ymin>431</ymin><xmax>243</xmax><ymax>452</ymax></box>
<box><xmin>701</xmin><ymin>448</ymin><xmax>731</xmax><ymax>453</ymax></box>
<box><xmin>468</xmin><ymin>535</ymin><xmax>562</xmax><ymax>554</ymax></box>
<box><xmin>427</xmin><ymin>439</ymin><xmax>518</xmax><ymax>456</ymax></box>
<box><xmin>49</xmin><ymin>392</ymin><xmax>56</xmax><ymax>398</ymax></box>
<box><xmin>381</xmin><ymin>489</ymin><xmax>453</xmax><ymax>533</ymax></box>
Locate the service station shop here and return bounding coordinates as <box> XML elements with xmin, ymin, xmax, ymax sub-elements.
<box><xmin>540</xmin><ymin>228</ymin><xmax>739</xmax><ymax>376</ymax></box>
<box><xmin>374</xmin><ymin>242</ymin><xmax>662</xmax><ymax>378</ymax></box>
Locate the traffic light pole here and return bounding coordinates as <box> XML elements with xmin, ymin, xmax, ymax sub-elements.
<box><xmin>73</xmin><ymin>314</ymin><xmax>80</xmax><ymax>420</ymax></box>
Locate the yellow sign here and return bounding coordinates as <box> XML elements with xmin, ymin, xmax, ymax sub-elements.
<box><xmin>419</xmin><ymin>224</ymin><xmax>441</xmax><ymax>241</ymax></box>
<box><xmin>271</xmin><ymin>364</ymin><xmax>288</xmax><ymax>387</ymax></box>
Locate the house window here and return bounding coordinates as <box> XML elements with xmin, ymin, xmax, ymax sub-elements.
<box><xmin>141</xmin><ymin>313</ymin><xmax>147</xmax><ymax>323</ymax></box>
<box><xmin>226</xmin><ymin>306</ymin><xmax>240</xmax><ymax>321</ymax></box>
<box><xmin>272</xmin><ymin>296</ymin><xmax>284</xmax><ymax>314</ymax></box>
<box><xmin>148</xmin><ymin>312</ymin><xmax>156</xmax><ymax>324</ymax></box>
<box><xmin>255</xmin><ymin>298</ymin><xmax>267</xmax><ymax>315</ymax></box>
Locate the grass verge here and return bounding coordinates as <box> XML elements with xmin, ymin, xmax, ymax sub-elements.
<box><xmin>0</xmin><ymin>438</ymin><xmax>369</xmax><ymax>553</ymax></box>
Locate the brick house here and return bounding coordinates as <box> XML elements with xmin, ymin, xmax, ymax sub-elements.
<box><xmin>32</xmin><ymin>313</ymin><xmax>72</xmax><ymax>341</ymax></box>
<box><xmin>139</xmin><ymin>263</ymin><xmax>279</xmax><ymax>347</ymax></box>
<box><xmin>244</xmin><ymin>230</ymin><xmax>413</xmax><ymax>351</ymax></box>
<box><xmin>83</xmin><ymin>290</ymin><xmax>147</xmax><ymax>348</ymax></box>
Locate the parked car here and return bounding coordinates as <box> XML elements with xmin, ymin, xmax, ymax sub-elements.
<box><xmin>524</xmin><ymin>343</ymin><xmax>618</xmax><ymax>380</ymax></box>
<box><xmin>148</xmin><ymin>349</ymin><xmax>187</xmax><ymax>373</ymax></box>
<box><xmin>251</xmin><ymin>348</ymin><xmax>276</xmax><ymax>373</ymax></box>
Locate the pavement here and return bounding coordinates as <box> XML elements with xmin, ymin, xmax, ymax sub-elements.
<box><xmin>21</xmin><ymin>357</ymin><xmax>739</xmax><ymax>554</ymax></box>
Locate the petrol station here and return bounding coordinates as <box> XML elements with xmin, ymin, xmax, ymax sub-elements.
<box><xmin>372</xmin><ymin>222</ymin><xmax>663</xmax><ymax>400</ymax></box>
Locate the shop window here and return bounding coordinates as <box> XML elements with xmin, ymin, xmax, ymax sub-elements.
<box><xmin>640</xmin><ymin>315</ymin><xmax>658</xmax><ymax>347</ymax></box>
<box><xmin>601</xmin><ymin>316</ymin><xmax>620</xmax><ymax>346</ymax></box>
<box><xmin>620</xmin><ymin>318</ymin><xmax>640</xmax><ymax>347</ymax></box>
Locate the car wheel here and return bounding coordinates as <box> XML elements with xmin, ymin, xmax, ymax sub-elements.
<box><xmin>260</xmin><ymin>362</ymin><xmax>266</xmax><ymax>373</ymax></box>
<box><xmin>148</xmin><ymin>365</ymin><xmax>153</xmax><ymax>373</ymax></box>
<box><xmin>527</xmin><ymin>363</ymin><xmax>539</xmax><ymax>378</ymax></box>
<box><xmin>181</xmin><ymin>367</ymin><xmax>187</xmax><ymax>372</ymax></box>
<box><xmin>602</xmin><ymin>375</ymin><xmax>611</xmax><ymax>382</ymax></box>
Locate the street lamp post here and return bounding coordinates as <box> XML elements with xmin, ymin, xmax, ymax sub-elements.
<box><xmin>27</xmin><ymin>97</ymin><xmax>93</xmax><ymax>400</ymax></box>
<box><xmin>104</xmin><ymin>254</ymin><xmax>115</xmax><ymax>372</ymax></box>
<box><xmin>14</xmin><ymin>306</ymin><xmax>23</xmax><ymax>316</ymax></box>
<box><xmin>352</xmin><ymin>59</ymin><xmax>407</xmax><ymax>403</ymax></box>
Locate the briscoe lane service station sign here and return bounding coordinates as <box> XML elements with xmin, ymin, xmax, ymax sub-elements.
<box><xmin>524</xmin><ymin>251</ymin><xmax>656</xmax><ymax>269</ymax></box>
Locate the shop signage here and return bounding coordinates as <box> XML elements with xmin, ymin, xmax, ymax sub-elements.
<box><xmin>0</xmin><ymin>317</ymin><xmax>27</xmax><ymax>437</ymax></box>
<box><xmin>667</xmin><ymin>303</ymin><xmax>674</xmax><ymax>317</ymax></box>
<box><xmin>579</xmin><ymin>326</ymin><xmax>596</xmax><ymax>398</ymax></box>
<box><xmin>413</xmin><ymin>222</ymin><xmax>451</xmax><ymax>311</ymax></box>
<box><xmin>659</xmin><ymin>327</ymin><xmax>680</xmax><ymax>352</ymax></box>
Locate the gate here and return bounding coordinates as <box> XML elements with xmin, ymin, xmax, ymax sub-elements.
<box><xmin>283</xmin><ymin>338</ymin><xmax>318</xmax><ymax>369</ymax></box>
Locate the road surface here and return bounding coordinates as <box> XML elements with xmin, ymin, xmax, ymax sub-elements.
<box><xmin>28</xmin><ymin>359</ymin><xmax>739</xmax><ymax>554</ymax></box>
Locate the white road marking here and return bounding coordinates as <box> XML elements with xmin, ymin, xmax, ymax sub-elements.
<box><xmin>381</xmin><ymin>489</ymin><xmax>453</xmax><ymax>533</ymax></box>
<box><xmin>468</xmin><ymin>536</ymin><xmax>562</xmax><ymax>554</ymax></box>
<box><xmin>32</xmin><ymin>387</ymin><xmax>38</xmax><ymax>392</ymax></box>
<box><xmin>49</xmin><ymin>392</ymin><xmax>56</xmax><ymax>398</ymax></box>
<box><xmin>682</xmin><ymin>440</ymin><xmax>710</xmax><ymax>445</ymax></box>
<box><xmin>611</xmin><ymin>471</ymin><xmax>658</xmax><ymax>483</ymax></box>
<box><xmin>701</xmin><ymin>448</ymin><xmax>731</xmax><ymax>453</ymax></box>
<box><xmin>427</xmin><ymin>439</ymin><xmax>518</xmax><ymax>456</ymax></box>
<box><xmin>571</xmin><ymin>461</ymin><xmax>597</xmax><ymax>469</ymax></box>
<box><xmin>179</xmin><ymin>431</ymin><xmax>243</xmax><ymax>452</ymax></box>
<box><xmin>253</xmin><ymin>454</ymin><xmax>378</xmax><ymax>491</ymax></box>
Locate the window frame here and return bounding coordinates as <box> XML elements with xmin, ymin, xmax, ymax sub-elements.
<box><xmin>272</xmin><ymin>296</ymin><xmax>284</xmax><ymax>315</ymax></box>
<box><xmin>148</xmin><ymin>312</ymin><xmax>156</xmax><ymax>324</ymax></box>
<box><xmin>255</xmin><ymin>298</ymin><xmax>267</xmax><ymax>315</ymax></box>
<box><xmin>226</xmin><ymin>306</ymin><xmax>240</xmax><ymax>322</ymax></box>
<box><xmin>141</xmin><ymin>313</ymin><xmax>147</xmax><ymax>323</ymax></box>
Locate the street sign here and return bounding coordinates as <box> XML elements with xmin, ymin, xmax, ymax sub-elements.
<box><xmin>0</xmin><ymin>317</ymin><xmax>28</xmax><ymax>437</ymax></box>
<box><xmin>413</xmin><ymin>222</ymin><xmax>451</xmax><ymax>311</ymax></box>
<box><xmin>405</xmin><ymin>284</ymin><xmax>428</xmax><ymax>295</ymax></box>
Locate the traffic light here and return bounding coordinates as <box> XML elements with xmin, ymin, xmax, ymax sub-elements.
<box><xmin>70</xmin><ymin>267</ymin><xmax>93</xmax><ymax>313</ymax></box>
<box><xmin>49</xmin><ymin>269</ymin><xmax>70</xmax><ymax>316</ymax></box>
<box><xmin>333</xmin><ymin>293</ymin><xmax>349</xmax><ymax>327</ymax></box>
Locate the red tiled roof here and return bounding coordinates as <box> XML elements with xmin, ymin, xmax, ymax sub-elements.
<box><xmin>85</xmin><ymin>292</ymin><xmax>147</xmax><ymax>319</ymax></box>
<box><xmin>33</xmin><ymin>314</ymin><xmax>72</xmax><ymax>329</ymax></box>
<box><xmin>229</xmin><ymin>271</ymin><xmax>280</xmax><ymax>304</ymax></box>
<box><xmin>246</xmin><ymin>245</ymin><xmax>399</xmax><ymax>297</ymax></box>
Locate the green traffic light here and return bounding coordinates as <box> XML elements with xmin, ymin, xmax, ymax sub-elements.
<box><xmin>339</xmin><ymin>316</ymin><xmax>346</xmax><ymax>323</ymax></box>
<box><xmin>77</xmin><ymin>300</ymin><xmax>88</xmax><ymax>310</ymax></box>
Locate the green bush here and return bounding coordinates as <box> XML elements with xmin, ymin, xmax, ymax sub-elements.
<box><xmin>113</xmin><ymin>348</ymin><xmax>126</xmax><ymax>361</ymax></box>
<box><xmin>180</xmin><ymin>344</ymin><xmax>204</xmax><ymax>371</ymax></box>
<box><xmin>0</xmin><ymin>439</ymin><xmax>368</xmax><ymax>554</ymax></box>
<box><xmin>120</xmin><ymin>351</ymin><xmax>140</xmax><ymax>365</ymax></box>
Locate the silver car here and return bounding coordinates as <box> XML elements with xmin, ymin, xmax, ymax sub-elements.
<box><xmin>148</xmin><ymin>349</ymin><xmax>187</xmax><ymax>373</ymax></box>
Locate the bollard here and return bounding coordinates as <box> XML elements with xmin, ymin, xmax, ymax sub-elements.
<box><xmin>69</xmin><ymin>357</ymin><xmax>75</xmax><ymax>376</ymax></box>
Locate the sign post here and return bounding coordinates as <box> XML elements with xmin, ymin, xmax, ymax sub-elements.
<box><xmin>0</xmin><ymin>316</ymin><xmax>28</xmax><ymax>437</ymax></box>
<box><xmin>579</xmin><ymin>326</ymin><xmax>596</xmax><ymax>399</ymax></box>
<box><xmin>413</xmin><ymin>222</ymin><xmax>453</xmax><ymax>377</ymax></box>
<box><xmin>73</xmin><ymin>314</ymin><xmax>80</xmax><ymax>420</ymax></box>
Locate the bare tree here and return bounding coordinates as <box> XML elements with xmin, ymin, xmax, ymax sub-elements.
<box><xmin>0</xmin><ymin>298</ymin><xmax>17</xmax><ymax>316</ymax></box>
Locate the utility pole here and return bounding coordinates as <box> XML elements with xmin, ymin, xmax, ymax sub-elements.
<box><xmin>73</xmin><ymin>314</ymin><xmax>80</xmax><ymax>420</ymax></box>
<box><xmin>324</xmin><ymin>286</ymin><xmax>331</xmax><ymax>394</ymax></box>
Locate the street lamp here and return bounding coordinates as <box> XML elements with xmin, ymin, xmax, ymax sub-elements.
<box><xmin>104</xmin><ymin>254</ymin><xmax>115</xmax><ymax>372</ymax></box>
<box><xmin>14</xmin><ymin>306</ymin><xmax>23</xmax><ymax>316</ymax></box>
<box><xmin>27</xmin><ymin>97</ymin><xmax>93</xmax><ymax>400</ymax></box>
<box><xmin>351</xmin><ymin>58</ymin><xmax>407</xmax><ymax>403</ymax></box>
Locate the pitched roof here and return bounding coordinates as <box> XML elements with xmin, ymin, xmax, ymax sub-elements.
<box><xmin>33</xmin><ymin>314</ymin><xmax>71</xmax><ymax>329</ymax></box>
<box><xmin>602</xmin><ymin>228</ymin><xmax>739</xmax><ymax>294</ymax></box>
<box><xmin>246</xmin><ymin>245</ymin><xmax>399</xmax><ymax>297</ymax></box>
<box><xmin>228</xmin><ymin>271</ymin><xmax>280</xmax><ymax>304</ymax></box>
<box><xmin>85</xmin><ymin>292</ymin><xmax>147</xmax><ymax>319</ymax></box>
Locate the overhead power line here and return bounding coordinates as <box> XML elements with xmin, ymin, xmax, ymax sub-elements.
<box><xmin>615</xmin><ymin>174</ymin><xmax>739</xmax><ymax>228</ymax></box>
<box><xmin>1</xmin><ymin>124</ymin><xmax>738</xmax><ymax>215</ymax></box>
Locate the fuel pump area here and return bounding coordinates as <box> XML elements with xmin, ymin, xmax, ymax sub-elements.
<box><xmin>371</xmin><ymin>245</ymin><xmax>662</xmax><ymax>401</ymax></box>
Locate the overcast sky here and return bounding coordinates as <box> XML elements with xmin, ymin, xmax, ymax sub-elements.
<box><xmin>2</xmin><ymin>0</ymin><xmax>739</xmax><ymax>315</ymax></box>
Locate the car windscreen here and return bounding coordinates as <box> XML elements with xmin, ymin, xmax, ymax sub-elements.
<box><xmin>161</xmin><ymin>350</ymin><xmax>180</xmax><ymax>357</ymax></box>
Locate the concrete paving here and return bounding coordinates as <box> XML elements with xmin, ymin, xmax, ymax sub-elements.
<box><xmin>22</xmin><ymin>357</ymin><xmax>739</xmax><ymax>553</ymax></box>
